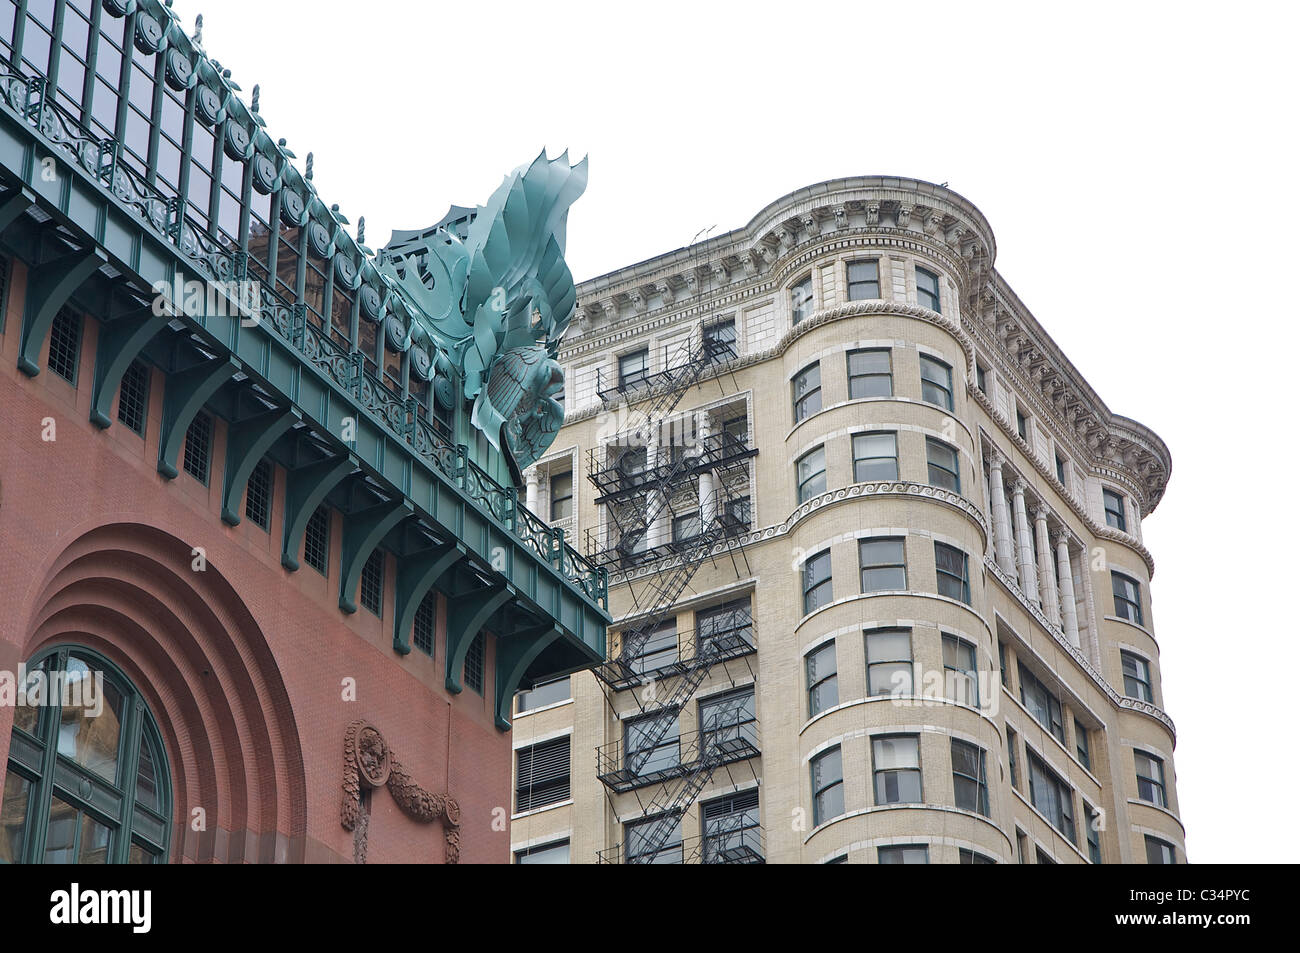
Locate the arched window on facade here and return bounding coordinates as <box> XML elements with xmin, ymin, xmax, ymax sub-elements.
<box><xmin>1</xmin><ymin>646</ymin><xmax>171</xmax><ymax>864</ymax></box>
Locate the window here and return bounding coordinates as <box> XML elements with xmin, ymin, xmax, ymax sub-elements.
<box><xmin>1016</xmin><ymin>408</ymin><xmax>1028</xmax><ymax>440</ymax></box>
<box><xmin>413</xmin><ymin>591</ymin><xmax>436</xmax><ymax>658</ymax></box>
<box><xmin>244</xmin><ymin>459</ymin><xmax>273</xmax><ymax>531</ymax></box>
<box><xmin>806</xmin><ymin>641</ymin><xmax>838</xmax><ymax>716</ymax></box>
<box><xmin>303</xmin><ymin>505</ymin><xmax>330</xmax><ymax>575</ymax></box>
<box><xmin>1055</xmin><ymin>452</ymin><xmax>1068</xmax><ymax>486</ymax></box>
<box><xmin>722</xmin><ymin>415</ymin><xmax>747</xmax><ymax>444</ymax></box>
<box><xmin>959</xmin><ymin>848</ymin><xmax>996</xmax><ymax>864</ymax></box>
<box><xmin>999</xmin><ymin>641</ymin><xmax>1010</xmax><ymax>688</ymax></box>
<box><xmin>702</xmin><ymin>788</ymin><xmax>761</xmax><ymax>864</ymax></box>
<box><xmin>182</xmin><ymin>412</ymin><xmax>213</xmax><ymax>484</ymax></box>
<box><xmin>697</xmin><ymin>597</ymin><xmax>753</xmax><ymax>656</ymax></box>
<box><xmin>1085</xmin><ymin>802</ymin><xmax>1102</xmax><ymax>863</ymax></box>
<box><xmin>1</xmin><ymin>647</ymin><xmax>172</xmax><ymax>863</ymax></box>
<box><xmin>549</xmin><ymin>471</ymin><xmax>573</xmax><ymax>521</ymax></box>
<box><xmin>359</xmin><ymin>549</ymin><xmax>384</xmax><ymax>616</ymax></box>
<box><xmin>792</xmin><ymin>362</ymin><xmax>822</xmax><ymax>422</ymax></box>
<box><xmin>1007</xmin><ymin>727</ymin><xmax>1020</xmax><ymax>789</ymax></box>
<box><xmin>916</xmin><ymin>267</ymin><xmax>941</xmax><ymax>312</ymax></box>
<box><xmin>847</xmin><ymin>259</ymin><xmax>880</xmax><ymax>300</ymax></box>
<box><xmin>934</xmin><ymin>542</ymin><xmax>971</xmax><ymax>603</ymax></box>
<box><xmin>796</xmin><ymin>446</ymin><xmax>827</xmax><ymax>503</ymax></box>
<box><xmin>847</xmin><ymin>348</ymin><xmax>892</xmax><ymax>398</ymax></box>
<box><xmin>464</xmin><ymin>632</ymin><xmax>485</xmax><ymax>694</ymax></box>
<box><xmin>1019</xmin><ymin>664</ymin><xmax>1066</xmax><ymax>744</ymax></box>
<box><xmin>117</xmin><ymin>360</ymin><xmax>150</xmax><ymax>435</ymax></box>
<box><xmin>791</xmin><ymin>275</ymin><xmax>814</xmax><ymax>323</ymax></box>
<box><xmin>1145</xmin><ymin>835</ymin><xmax>1177</xmax><ymax>865</ymax></box>
<box><xmin>672</xmin><ymin>510</ymin><xmax>701</xmax><ymax>542</ymax></box>
<box><xmin>811</xmin><ymin>746</ymin><xmax>844</xmax><ymax>825</ymax></box>
<box><xmin>942</xmin><ymin>634</ymin><xmax>979</xmax><ymax>707</ymax></box>
<box><xmin>625</xmin><ymin>712</ymin><xmax>680</xmax><ymax>777</ymax></box>
<box><xmin>47</xmin><ymin>307</ymin><xmax>82</xmax><ymax>384</ymax></box>
<box><xmin>976</xmin><ymin>362</ymin><xmax>987</xmax><ymax>393</ymax></box>
<box><xmin>617</xmin><ymin>445</ymin><xmax>647</xmax><ymax>476</ymax></box>
<box><xmin>853</xmin><ymin>432</ymin><xmax>898</xmax><ymax>482</ymax></box>
<box><xmin>1075</xmin><ymin>719</ymin><xmax>1092</xmax><ymax>770</ymax></box>
<box><xmin>515</xmin><ymin>736</ymin><xmax>570</xmax><ymax>812</ymax></box>
<box><xmin>626</xmin><ymin>814</ymin><xmax>682</xmax><ymax>864</ymax></box>
<box><xmin>1103</xmin><ymin>488</ymin><xmax>1127</xmax><ymax>532</ymax></box>
<box><xmin>1135</xmin><ymin>750</ymin><xmax>1167</xmax><ymax>808</ymax></box>
<box><xmin>517</xmin><ymin>676</ymin><xmax>570</xmax><ymax>713</ymax></box>
<box><xmin>866</xmin><ymin>628</ymin><xmax>912</xmax><ymax>696</ymax></box>
<box><xmin>618</xmin><ymin>349</ymin><xmax>649</xmax><ymax>389</ymax></box>
<box><xmin>860</xmin><ymin>537</ymin><xmax>906</xmax><ymax>592</ymax></box>
<box><xmin>703</xmin><ymin>319</ymin><xmax>737</xmax><ymax>362</ymax></box>
<box><xmin>873</xmin><ymin>735</ymin><xmax>922</xmax><ymax>804</ymax></box>
<box><xmin>1036</xmin><ymin>848</ymin><xmax>1057</xmax><ymax>865</ymax></box>
<box><xmin>699</xmin><ymin>687</ymin><xmax>756</xmax><ymax>753</ymax></box>
<box><xmin>919</xmin><ymin>354</ymin><xmax>953</xmax><ymax>411</ymax></box>
<box><xmin>1111</xmin><ymin>572</ymin><xmax>1144</xmax><ymax>625</ymax></box>
<box><xmin>726</xmin><ymin>496</ymin><xmax>751</xmax><ymax>528</ymax></box>
<box><xmin>879</xmin><ymin>845</ymin><xmax>929</xmax><ymax>864</ymax></box>
<box><xmin>628</xmin><ymin>620</ymin><xmax>678</xmax><ymax>675</ymax></box>
<box><xmin>1016</xmin><ymin>830</ymin><xmax>1029</xmax><ymax>864</ymax></box>
<box><xmin>1121</xmin><ymin>651</ymin><xmax>1153</xmax><ymax>702</ymax></box>
<box><xmin>516</xmin><ymin>839</ymin><xmax>570</xmax><ymax>864</ymax></box>
<box><xmin>803</xmin><ymin>549</ymin><xmax>833</xmax><ymax>614</ymax></box>
<box><xmin>1027</xmin><ymin>751</ymin><xmax>1076</xmax><ymax>843</ymax></box>
<box><xmin>926</xmin><ymin>438</ymin><xmax>961</xmax><ymax>492</ymax></box>
<box><xmin>951</xmin><ymin>739</ymin><xmax>990</xmax><ymax>816</ymax></box>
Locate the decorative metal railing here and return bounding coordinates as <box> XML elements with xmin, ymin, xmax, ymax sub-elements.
<box><xmin>0</xmin><ymin>61</ymin><xmax>606</xmax><ymax>609</ymax></box>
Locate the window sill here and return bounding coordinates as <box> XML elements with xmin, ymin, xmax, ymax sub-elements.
<box><xmin>515</xmin><ymin>697</ymin><xmax>575</xmax><ymax>718</ymax></box>
<box><xmin>511</xmin><ymin>798</ymin><xmax>574</xmax><ymax>822</ymax></box>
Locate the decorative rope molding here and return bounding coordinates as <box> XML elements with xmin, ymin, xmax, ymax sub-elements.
<box><xmin>341</xmin><ymin>720</ymin><xmax>462</xmax><ymax>864</ymax></box>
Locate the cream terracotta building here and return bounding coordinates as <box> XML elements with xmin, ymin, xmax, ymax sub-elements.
<box><xmin>507</xmin><ymin>176</ymin><xmax>1181</xmax><ymax>865</ymax></box>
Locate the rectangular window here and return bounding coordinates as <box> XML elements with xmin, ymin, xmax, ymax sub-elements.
<box><xmin>859</xmin><ymin>537</ymin><xmax>906</xmax><ymax>593</ymax></box>
<box><xmin>934</xmin><ymin>542</ymin><xmax>971</xmax><ymax>603</ymax></box>
<box><xmin>916</xmin><ymin>267</ymin><xmax>941</xmax><ymax>312</ymax></box>
<box><xmin>629</xmin><ymin>620</ymin><xmax>678</xmax><ymax>676</ymax></box>
<box><xmin>1016</xmin><ymin>830</ymin><xmax>1028</xmax><ymax>864</ymax></box>
<box><xmin>697</xmin><ymin>596</ymin><xmax>753</xmax><ymax>656</ymax></box>
<box><xmin>792</xmin><ymin>362</ymin><xmax>822</xmax><ymax>422</ymax></box>
<box><xmin>976</xmin><ymin>362</ymin><xmax>987</xmax><ymax>393</ymax></box>
<box><xmin>1007</xmin><ymin>727</ymin><xmax>1019</xmax><ymax>789</ymax></box>
<box><xmin>999</xmin><ymin>641</ymin><xmax>1010</xmax><ymax>688</ymax></box>
<box><xmin>1016</xmin><ymin>408</ymin><xmax>1028</xmax><ymax>440</ymax></box>
<box><xmin>47</xmin><ymin>307</ymin><xmax>83</xmax><ymax>384</ymax></box>
<box><xmin>618</xmin><ymin>349</ymin><xmax>649</xmax><ymax>389</ymax></box>
<box><xmin>303</xmin><ymin>505</ymin><xmax>330</xmax><ymax>575</ymax></box>
<box><xmin>672</xmin><ymin>510</ymin><xmax>701</xmax><ymax>542</ymax></box>
<box><xmin>811</xmin><ymin>746</ymin><xmax>844</xmax><ymax>825</ymax></box>
<box><xmin>1145</xmin><ymin>835</ymin><xmax>1177</xmax><ymax>865</ymax></box>
<box><xmin>1027</xmin><ymin>750</ymin><xmax>1076</xmax><ymax>843</ymax></box>
<box><xmin>796</xmin><ymin>446</ymin><xmax>827</xmax><ymax>503</ymax></box>
<box><xmin>413</xmin><ymin>590</ymin><xmax>436</xmax><ymax>658</ymax></box>
<box><xmin>919</xmin><ymin>354</ymin><xmax>954</xmax><ymax>411</ymax></box>
<box><xmin>806</xmin><ymin>641</ymin><xmax>838</xmax><ymax>716</ymax></box>
<box><xmin>360</xmin><ymin>549</ymin><xmax>385</xmax><ymax>616</ymax></box>
<box><xmin>703</xmin><ymin>318</ymin><xmax>737</xmax><ymax>362</ymax></box>
<box><xmin>1055</xmin><ymin>452</ymin><xmax>1068</xmax><ymax>486</ymax></box>
<box><xmin>182</xmin><ymin>412</ymin><xmax>213</xmax><ymax>484</ymax></box>
<box><xmin>873</xmin><ymin>734</ymin><xmax>922</xmax><ymax>804</ymax></box>
<box><xmin>846</xmin><ymin>259</ymin><xmax>880</xmax><ymax>300</ymax></box>
<box><xmin>515</xmin><ymin>736</ymin><xmax>570</xmax><ymax>812</ymax></box>
<box><xmin>549</xmin><ymin>471</ymin><xmax>573</xmax><ymax>521</ymax></box>
<box><xmin>926</xmin><ymin>438</ymin><xmax>961</xmax><ymax>493</ymax></box>
<box><xmin>1036</xmin><ymin>848</ymin><xmax>1056</xmax><ymax>865</ymax></box>
<box><xmin>625</xmin><ymin>712</ymin><xmax>680</xmax><ymax>777</ymax></box>
<box><xmin>853</xmin><ymin>432</ymin><xmax>898</xmax><ymax>482</ymax></box>
<box><xmin>1112</xmin><ymin>571</ymin><xmax>1144</xmax><ymax>625</ymax></box>
<box><xmin>847</xmin><ymin>348</ymin><xmax>892</xmax><ymax>398</ymax></box>
<box><xmin>879</xmin><ymin>845</ymin><xmax>929</xmax><ymax>864</ymax></box>
<box><xmin>951</xmin><ymin>739</ymin><xmax>989</xmax><ymax>816</ymax></box>
<box><xmin>791</xmin><ymin>275</ymin><xmax>814</xmax><ymax>324</ymax></box>
<box><xmin>959</xmin><ymin>848</ymin><xmax>995</xmax><ymax>864</ymax></box>
<box><xmin>517</xmin><ymin>676</ymin><xmax>570</xmax><ymax>713</ymax></box>
<box><xmin>1135</xmin><ymin>750</ymin><xmax>1167</xmax><ymax>808</ymax></box>
<box><xmin>516</xmin><ymin>839</ymin><xmax>570</xmax><ymax>864</ymax></box>
<box><xmin>699</xmin><ymin>687</ymin><xmax>756</xmax><ymax>753</ymax></box>
<box><xmin>701</xmin><ymin>788</ymin><xmax>761</xmax><ymax>864</ymax></box>
<box><xmin>1103</xmin><ymin>488</ymin><xmax>1127</xmax><ymax>531</ymax></box>
<box><xmin>1075</xmin><ymin>719</ymin><xmax>1092</xmax><ymax>770</ymax></box>
<box><xmin>117</xmin><ymin>360</ymin><xmax>150</xmax><ymax>435</ymax></box>
<box><xmin>245</xmin><ymin>459</ymin><xmax>273</xmax><ymax>531</ymax></box>
<box><xmin>866</xmin><ymin>628</ymin><xmax>912</xmax><ymax>696</ymax></box>
<box><xmin>1019</xmin><ymin>663</ymin><xmax>1066</xmax><ymax>744</ymax></box>
<box><xmin>625</xmin><ymin>814</ymin><xmax>683</xmax><ymax>864</ymax></box>
<box><xmin>942</xmin><ymin>634</ymin><xmax>979</xmax><ymax>707</ymax></box>
<box><xmin>803</xmin><ymin>549</ymin><xmax>833</xmax><ymax>615</ymax></box>
<box><xmin>1121</xmin><ymin>650</ymin><xmax>1153</xmax><ymax>702</ymax></box>
<box><xmin>464</xmin><ymin>632</ymin><xmax>485</xmax><ymax>694</ymax></box>
<box><xmin>1085</xmin><ymin>802</ymin><xmax>1102</xmax><ymax>863</ymax></box>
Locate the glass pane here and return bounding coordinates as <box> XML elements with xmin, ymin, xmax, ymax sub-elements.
<box><xmin>136</xmin><ymin>741</ymin><xmax>160</xmax><ymax>812</ymax></box>
<box><xmin>849</xmin><ymin>349</ymin><xmax>889</xmax><ymax>375</ymax></box>
<box><xmin>57</xmin><ymin>658</ymin><xmax>123</xmax><ymax>782</ymax></box>
<box><xmin>78</xmin><ymin>813</ymin><xmax>111</xmax><ymax>863</ymax></box>
<box><xmin>0</xmin><ymin>771</ymin><xmax>32</xmax><ymax>863</ymax></box>
<box><xmin>127</xmin><ymin>842</ymin><xmax>157</xmax><ymax>865</ymax></box>
<box><xmin>861</xmin><ymin>538</ymin><xmax>903</xmax><ymax>566</ymax></box>
<box><xmin>43</xmin><ymin>796</ymin><xmax>79</xmax><ymax>864</ymax></box>
<box><xmin>874</xmin><ymin>736</ymin><xmax>919</xmax><ymax>769</ymax></box>
<box><xmin>862</xmin><ymin>566</ymin><xmax>906</xmax><ymax>591</ymax></box>
<box><xmin>867</xmin><ymin>630</ymin><xmax>911</xmax><ymax>662</ymax></box>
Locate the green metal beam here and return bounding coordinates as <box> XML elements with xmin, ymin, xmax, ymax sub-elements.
<box><xmin>445</xmin><ymin>581</ymin><xmax>513</xmax><ymax>695</ymax></box>
<box><xmin>156</xmin><ymin>356</ymin><xmax>239</xmax><ymax>479</ymax></box>
<box><xmin>17</xmin><ymin>245</ymin><xmax>105</xmax><ymax>376</ymax></box>
<box><xmin>391</xmin><ymin>540</ymin><xmax>465</xmax><ymax>656</ymax></box>
<box><xmin>88</xmin><ymin>305</ymin><xmax>170</xmax><ymax>428</ymax></box>
<box><xmin>220</xmin><ymin>405</ymin><xmax>298</xmax><ymax>526</ymax></box>
<box><xmin>280</xmin><ymin>454</ymin><xmax>355</xmax><ymax>571</ymax></box>
<box><xmin>338</xmin><ymin>497</ymin><xmax>411</xmax><ymax>614</ymax></box>
<box><xmin>0</xmin><ymin>186</ymin><xmax>34</xmax><ymax>234</ymax></box>
<box><xmin>493</xmin><ymin>623</ymin><xmax>563</xmax><ymax>731</ymax></box>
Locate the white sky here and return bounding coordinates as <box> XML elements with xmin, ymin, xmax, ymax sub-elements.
<box><xmin>190</xmin><ymin>0</ymin><xmax>1297</xmax><ymax>862</ymax></box>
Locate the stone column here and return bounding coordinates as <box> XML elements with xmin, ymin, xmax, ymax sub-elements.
<box><xmin>647</xmin><ymin>425</ymin><xmax>669</xmax><ymax>548</ymax></box>
<box><xmin>1035</xmin><ymin>507</ymin><xmax>1060</xmax><ymax>626</ymax></box>
<box><xmin>525</xmin><ymin>467</ymin><xmax>540</xmax><ymax>514</ymax></box>
<box><xmin>1056</xmin><ymin>533</ymin><xmax>1081</xmax><ymax>648</ymax></box>
<box><xmin>987</xmin><ymin>454</ymin><xmax>1017</xmax><ymax>575</ymax></box>
<box><xmin>697</xmin><ymin>413</ymin><xmax>717</xmax><ymax>527</ymax></box>
<box><xmin>1011</xmin><ymin>481</ymin><xmax>1039</xmax><ymax>604</ymax></box>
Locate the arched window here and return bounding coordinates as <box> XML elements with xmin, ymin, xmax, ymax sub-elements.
<box><xmin>1</xmin><ymin>646</ymin><xmax>171</xmax><ymax>864</ymax></box>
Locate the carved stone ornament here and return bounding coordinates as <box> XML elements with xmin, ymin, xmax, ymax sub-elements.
<box><xmin>341</xmin><ymin>720</ymin><xmax>462</xmax><ymax>864</ymax></box>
